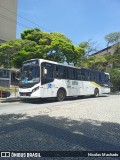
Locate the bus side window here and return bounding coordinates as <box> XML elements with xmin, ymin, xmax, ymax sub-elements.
<box><xmin>71</xmin><ymin>68</ymin><xmax>75</xmax><ymax>80</ymax></box>
<box><xmin>55</xmin><ymin>65</ymin><xmax>59</xmax><ymax>78</ymax></box>
<box><xmin>42</xmin><ymin>63</ymin><xmax>54</xmax><ymax>79</ymax></box>
<box><xmin>55</xmin><ymin>65</ymin><xmax>63</xmax><ymax>79</ymax></box>
<box><xmin>96</xmin><ymin>72</ymin><xmax>99</xmax><ymax>83</ymax></box>
<box><xmin>67</xmin><ymin>67</ymin><xmax>74</xmax><ymax>80</ymax></box>
<box><xmin>63</xmin><ymin>67</ymin><xmax>67</xmax><ymax>79</ymax></box>
<box><xmin>99</xmin><ymin>73</ymin><xmax>102</xmax><ymax>83</ymax></box>
<box><xmin>41</xmin><ymin>62</ymin><xmax>54</xmax><ymax>85</ymax></box>
<box><xmin>45</xmin><ymin>67</ymin><xmax>53</xmax><ymax>79</ymax></box>
<box><xmin>74</xmin><ymin>69</ymin><xmax>76</xmax><ymax>80</ymax></box>
<box><xmin>90</xmin><ymin>72</ymin><xmax>94</xmax><ymax>81</ymax></box>
<box><xmin>77</xmin><ymin>70</ymin><xmax>82</xmax><ymax>80</ymax></box>
<box><xmin>74</xmin><ymin>69</ymin><xmax>79</xmax><ymax>80</ymax></box>
<box><xmin>94</xmin><ymin>73</ymin><xmax>96</xmax><ymax>82</ymax></box>
<box><xmin>49</xmin><ymin>68</ymin><xmax>54</xmax><ymax>78</ymax></box>
<box><xmin>81</xmin><ymin>70</ymin><xmax>85</xmax><ymax>80</ymax></box>
<box><xmin>88</xmin><ymin>72</ymin><xmax>92</xmax><ymax>81</ymax></box>
<box><xmin>102</xmin><ymin>73</ymin><xmax>105</xmax><ymax>83</ymax></box>
<box><xmin>57</xmin><ymin>66</ymin><xmax>66</xmax><ymax>79</ymax></box>
<box><xmin>75</xmin><ymin>69</ymin><xmax>77</xmax><ymax>80</ymax></box>
<box><xmin>99</xmin><ymin>73</ymin><xmax>105</xmax><ymax>84</ymax></box>
<box><xmin>84</xmin><ymin>70</ymin><xmax>88</xmax><ymax>81</ymax></box>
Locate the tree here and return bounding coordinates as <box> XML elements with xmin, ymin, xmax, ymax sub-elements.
<box><xmin>104</xmin><ymin>32</ymin><xmax>120</xmax><ymax>46</ymax></box>
<box><xmin>13</xmin><ymin>45</ymin><xmax>45</xmax><ymax>68</ymax></box>
<box><xmin>73</xmin><ymin>46</ymin><xmax>85</xmax><ymax>66</ymax></box>
<box><xmin>0</xmin><ymin>39</ymin><xmax>44</xmax><ymax>68</ymax></box>
<box><xmin>46</xmin><ymin>35</ymin><xmax>77</xmax><ymax>64</ymax></box>
<box><xmin>0</xmin><ymin>28</ymin><xmax>100</xmax><ymax>69</ymax></box>
<box><xmin>20</xmin><ymin>28</ymin><xmax>83</xmax><ymax>65</ymax></box>
<box><xmin>110</xmin><ymin>69</ymin><xmax>120</xmax><ymax>92</ymax></box>
<box><xmin>104</xmin><ymin>53</ymin><xmax>120</xmax><ymax>69</ymax></box>
<box><xmin>21</xmin><ymin>28</ymin><xmax>41</xmax><ymax>43</ymax></box>
<box><xmin>104</xmin><ymin>32</ymin><xmax>120</xmax><ymax>54</ymax></box>
<box><xmin>0</xmin><ymin>39</ymin><xmax>25</xmax><ymax>68</ymax></box>
<box><xmin>79</xmin><ymin>40</ymin><xmax>98</xmax><ymax>56</ymax></box>
<box><xmin>0</xmin><ymin>28</ymin><xmax>85</xmax><ymax>68</ymax></box>
<box><xmin>77</xmin><ymin>55</ymin><xmax>107</xmax><ymax>71</ymax></box>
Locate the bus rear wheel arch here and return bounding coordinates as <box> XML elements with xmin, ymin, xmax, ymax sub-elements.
<box><xmin>94</xmin><ymin>88</ymin><xmax>99</xmax><ymax>97</ymax></box>
<box><xmin>57</xmin><ymin>88</ymin><xmax>66</xmax><ymax>102</ymax></box>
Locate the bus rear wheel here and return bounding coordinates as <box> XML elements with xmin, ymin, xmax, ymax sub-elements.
<box><xmin>57</xmin><ymin>89</ymin><xmax>65</xmax><ymax>102</ymax></box>
<box><xmin>94</xmin><ymin>88</ymin><xmax>99</xmax><ymax>97</ymax></box>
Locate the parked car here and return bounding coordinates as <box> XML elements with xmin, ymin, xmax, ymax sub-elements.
<box><xmin>0</xmin><ymin>90</ymin><xmax>11</xmax><ymax>98</ymax></box>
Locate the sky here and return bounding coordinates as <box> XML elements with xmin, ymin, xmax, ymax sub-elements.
<box><xmin>17</xmin><ymin>0</ymin><xmax>120</xmax><ymax>51</ymax></box>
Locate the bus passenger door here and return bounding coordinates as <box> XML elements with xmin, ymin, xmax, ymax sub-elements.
<box><xmin>41</xmin><ymin>62</ymin><xmax>55</xmax><ymax>97</ymax></box>
<box><xmin>67</xmin><ymin>80</ymin><xmax>78</xmax><ymax>96</ymax></box>
<box><xmin>79</xmin><ymin>81</ymin><xmax>84</xmax><ymax>95</ymax></box>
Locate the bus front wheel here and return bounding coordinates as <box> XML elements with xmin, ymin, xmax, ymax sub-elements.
<box><xmin>57</xmin><ymin>89</ymin><xmax>66</xmax><ymax>102</ymax></box>
<box><xmin>94</xmin><ymin>88</ymin><xmax>99</xmax><ymax>97</ymax></box>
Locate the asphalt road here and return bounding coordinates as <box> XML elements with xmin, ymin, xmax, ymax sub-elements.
<box><xmin>0</xmin><ymin>95</ymin><xmax>120</xmax><ymax>160</ymax></box>
<box><xmin>0</xmin><ymin>96</ymin><xmax>109</xmax><ymax>115</ymax></box>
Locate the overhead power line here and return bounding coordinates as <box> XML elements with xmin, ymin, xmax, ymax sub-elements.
<box><xmin>0</xmin><ymin>4</ymin><xmax>51</xmax><ymax>32</ymax></box>
<box><xmin>0</xmin><ymin>13</ymin><xmax>30</xmax><ymax>29</ymax></box>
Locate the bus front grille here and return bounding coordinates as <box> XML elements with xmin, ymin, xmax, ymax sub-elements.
<box><xmin>19</xmin><ymin>92</ymin><xmax>31</xmax><ymax>96</ymax></box>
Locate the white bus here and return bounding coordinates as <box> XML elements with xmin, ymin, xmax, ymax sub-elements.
<box><xmin>18</xmin><ymin>59</ymin><xmax>110</xmax><ymax>101</ymax></box>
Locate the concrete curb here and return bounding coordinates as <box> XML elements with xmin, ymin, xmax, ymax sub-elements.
<box><xmin>107</xmin><ymin>92</ymin><xmax>120</xmax><ymax>95</ymax></box>
<box><xmin>0</xmin><ymin>97</ymin><xmax>20</xmax><ymax>103</ymax></box>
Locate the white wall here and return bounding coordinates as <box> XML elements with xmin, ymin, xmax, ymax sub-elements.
<box><xmin>0</xmin><ymin>0</ymin><xmax>17</xmax><ymax>41</ymax></box>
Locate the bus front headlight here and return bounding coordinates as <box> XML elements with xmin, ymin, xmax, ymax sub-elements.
<box><xmin>32</xmin><ymin>86</ymin><xmax>39</xmax><ymax>93</ymax></box>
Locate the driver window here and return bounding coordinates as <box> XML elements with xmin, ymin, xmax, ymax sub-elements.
<box><xmin>42</xmin><ymin>63</ymin><xmax>54</xmax><ymax>79</ymax></box>
<box><xmin>45</xmin><ymin>67</ymin><xmax>53</xmax><ymax>78</ymax></box>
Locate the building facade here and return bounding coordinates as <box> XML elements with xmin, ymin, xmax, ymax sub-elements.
<box><xmin>0</xmin><ymin>68</ymin><xmax>18</xmax><ymax>87</ymax></box>
<box><xmin>93</xmin><ymin>43</ymin><xmax>120</xmax><ymax>56</ymax></box>
<box><xmin>93</xmin><ymin>46</ymin><xmax>114</xmax><ymax>56</ymax></box>
<box><xmin>0</xmin><ymin>0</ymin><xmax>17</xmax><ymax>44</ymax></box>
<box><xmin>0</xmin><ymin>0</ymin><xmax>18</xmax><ymax>89</ymax></box>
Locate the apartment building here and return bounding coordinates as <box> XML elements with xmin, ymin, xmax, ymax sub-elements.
<box><xmin>0</xmin><ymin>0</ymin><xmax>18</xmax><ymax>88</ymax></box>
<box><xmin>0</xmin><ymin>0</ymin><xmax>17</xmax><ymax>44</ymax></box>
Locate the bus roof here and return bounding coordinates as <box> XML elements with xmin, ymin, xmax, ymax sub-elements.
<box><xmin>23</xmin><ymin>58</ymin><xmax>109</xmax><ymax>74</ymax></box>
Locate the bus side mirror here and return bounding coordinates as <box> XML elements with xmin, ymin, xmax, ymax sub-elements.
<box><xmin>44</xmin><ymin>68</ymin><xmax>47</xmax><ymax>74</ymax></box>
<box><xmin>15</xmin><ymin>69</ymin><xmax>21</xmax><ymax>81</ymax></box>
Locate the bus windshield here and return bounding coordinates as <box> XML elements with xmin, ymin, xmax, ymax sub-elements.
<box><xmin>20</xmin><ymin>64</ymin><xmax>40</xmax><ymax>84</ymax></box>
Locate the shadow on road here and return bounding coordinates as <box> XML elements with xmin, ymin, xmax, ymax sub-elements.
<box><xmin>0</xmin><ymin>112</ymin><xmax>120</xmax><ymax>156</ymax></box>
<box><xmin>20</xmin><ymin>95</ymin><xmax>109</xmax><ymax>104</ymax></box>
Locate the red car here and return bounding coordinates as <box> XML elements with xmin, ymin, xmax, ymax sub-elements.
<box><xmin>0</xmin><ymin>90</ymin><xmax>10</xmax><ymax>98</ymax></box>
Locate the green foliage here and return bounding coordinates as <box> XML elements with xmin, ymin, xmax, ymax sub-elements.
<box><xmin>77</xmin><ymin>55</ymin><xmax>107</xmax><ymax>71</ymax></box>
<box><xmin>20</xmin><ymin>28</ymin><xmax>84</xmax><ymax>65</ymax></box>
<box><xmin>110</xmin><ymin>69</ymin><xmax>120</xmax><ymax>92</ymax></box>
<box><xmin>104</xmin><ymin>53</ymin><xmax>120</xmax><ymax>69</ymax></box>
<box><xmin>47</xmin><ymin>35</ymin><xmax>76</xmax><ymax>64</ymax></box>
<box><xmin>0</xmin><ymin>39</ymin><xmax>25</xmax><ymax>68</ymax></box>
<box><xmin>79</xmin><ymin>40</ymin><xmax>97</xmax><ymax>55</ymax></box>
<box><xmin>73</xmin><ymin>46</ymin><xmax>85</xmax><ymax>66</ymax></box>
<box><xmin>0</xmin><ymin>39</ymin><xmax>44</xmax><ymax>68</ymax></box>
<box><xmin>104</xmin><ymin>32</ymin><xmax>120</xmax><ymax>46</ymax></box>
<box><xmin>0</xmin><ymin>28</ymin><xmax>85</xmax><ymax>68</ymax></box>
<box><xmin>21</xmin><ymin>28</ymin><xmax>41</xmax><ymax>40</ymax></box>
